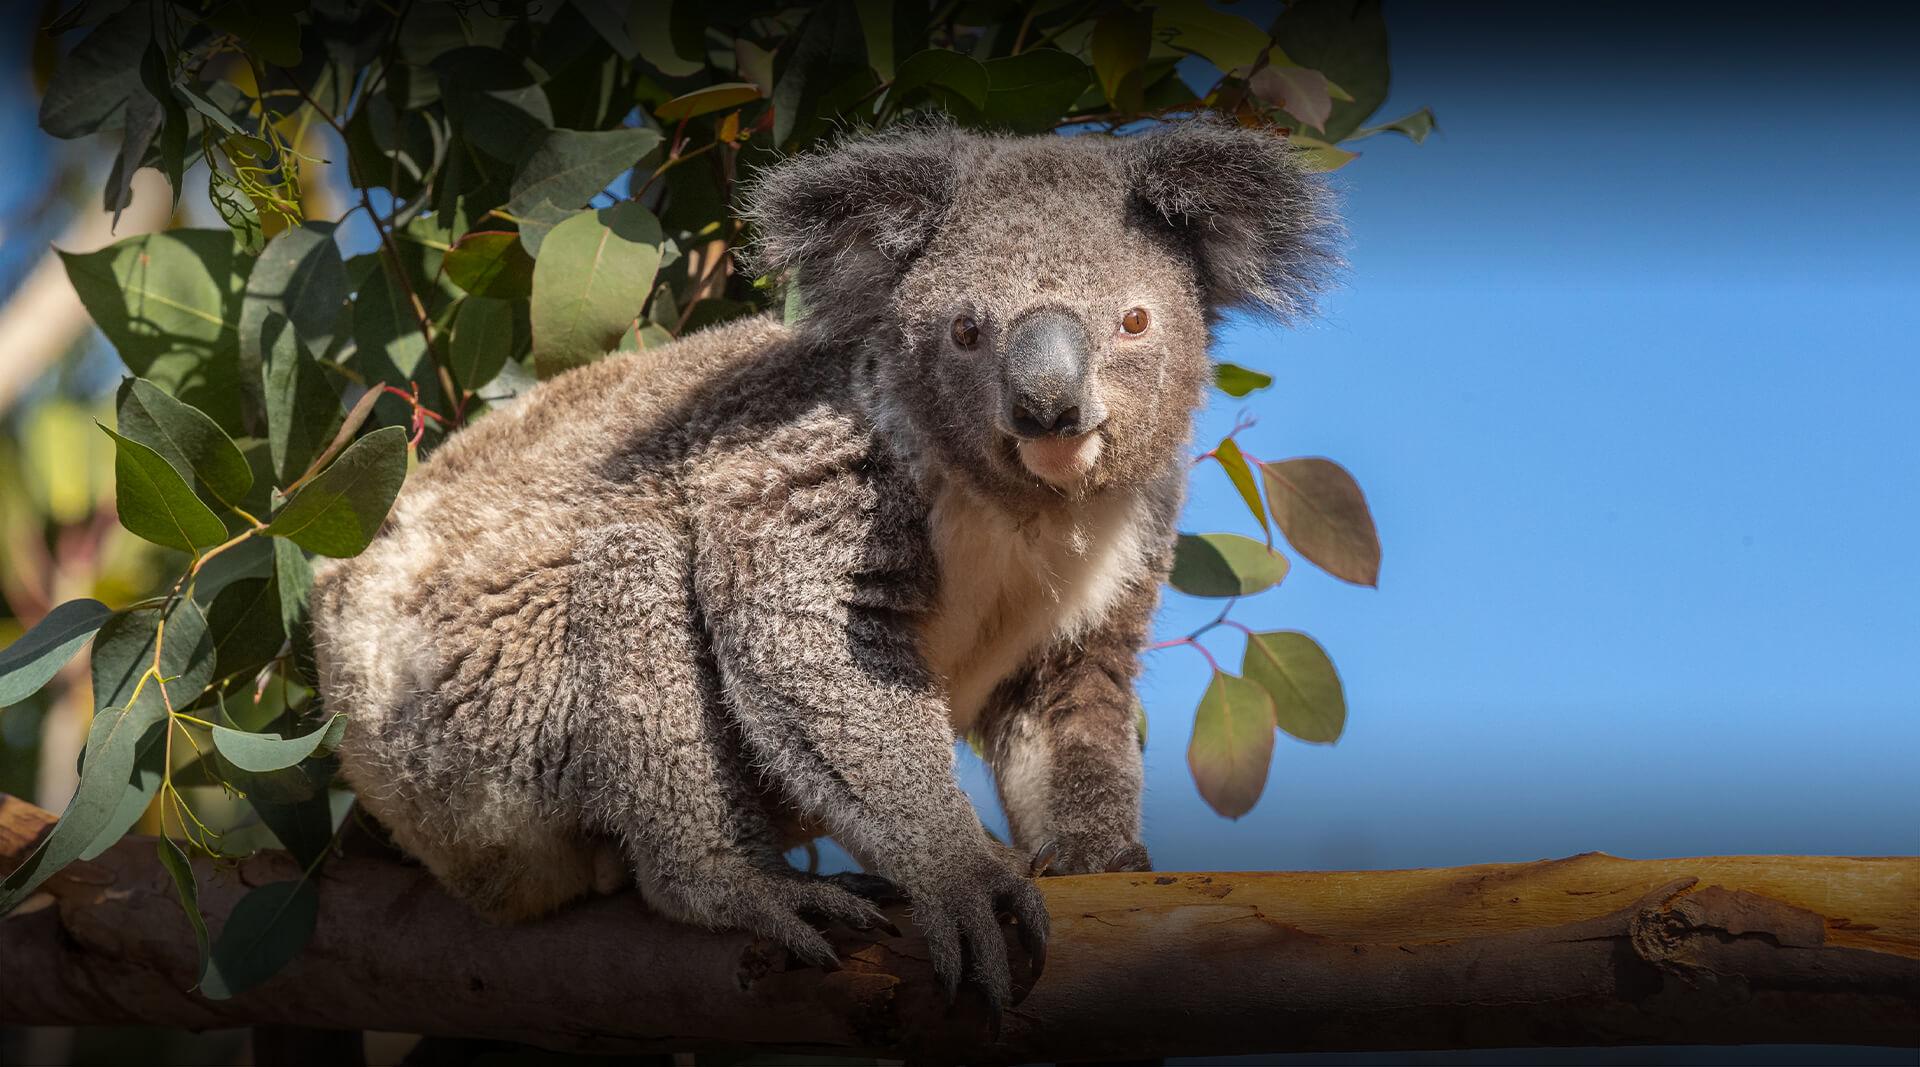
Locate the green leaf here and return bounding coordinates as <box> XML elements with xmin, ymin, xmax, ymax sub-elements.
<box><xmin>1259</xmin><ymin>457</ymin><xmax>1381</xmax><ymax>586</ymax></box>
<box><xmin>1091</xmin><ymin>5</ymin><xmax>1153</xmax><ymax>113</ymax></box>
<box><xmin>114</xmin><ymin>378</ymin><xmax>252</xmax><ymax>508</ymax></box>
<box><xmin>139</xmin><ymin>42</ymin><xmax>188</xmax><ymax>209</ymax></box>
<box><xmin>1270</xmin><ymin>0</ymin><xmax>1391</xmax><ymax>142</ymax></box>
<box><xmin>449</xmin><ymin>296</ymin><xmax>517</xmax><ymax>391</ymax></box>
<box><xmin>0</xmin><ymin>599</ymin><xmax>112</xmax><ymax>708</ymax></box>
<box><xmin>242</xmin><ymin>223</ymin><xmax>350</xmax><ymax>393</ymax></box>
<box><xmin>1287</xmin><ymin>134</ymin><xmax>1359</xmax><ymax>173</ymax></box>
<box><xmin>443</xmin><ymin>231</ymin><xmax>535</xmax><ymax>300</ymax></box>
<box><xmin>530</xmin><ymin>202</ymin><xmax>663</xmax><ymax>378</ymax></box>
<box><xmin>980</xmin><ymin>50</ymin><xmax>1092</xmax><ymax>134</ymax></box>
<box><xmin>235</xmin><ymin>757</ymin><xmax>340</xmax><ymax>867</ymax></box>
<box><xmin>1187</xmin><ymin>671</ymin><xmax>1276</xmax><ymax>819</ymax></box>
<box><xmin>508</xmin><ymin>127</ymin><xmax>663</xmax><ymax>219</ymax></box>
<box><xmin>104</xmin><ymin>81</ymin><xmax>161</xmax><ymax>225</ymax></box>
<box><xmin>99</xmin><ymin>426</ymin><xmax>230</xmax><ymax>552</ymax></box>
<box><xmin>628</xmin><ymin>0</ymin><xmax>706</xmax><ymax>76</ymax></box>
<box><xmin>0</xmin><ymin>700</ymin><xmax>167</xmax><ymax>913</ymax></box>
<box><xmin>211</xmin><ymin>714</ymin><xmax>347</xmax><ymax>773</ymax></box>
<box><xmin>264</xmin><ymin>427</ymin><xmax>409</xmax><ymax>558</ymax></box>
<box><xmin>1212</xmin><ymin>440</ymin><xmax>1268</xmax><ymax>538</ymax></box>
<box><xmin>773</xmin><ymin>0</ymin><xmax>875</xmax><ymax>146</ymax></box>
<box><xmin>348</xmin><ymin>258</ymin><xmax>430</xmax><ymax>387</ymax></box>
<box><xmin>90</xmin><ymin>599</ymin><xmax>213</xmax><ymax>715</ymax></box>
<box><xmin>200</xmin><ymin>879</ymin><xmax>320</xmax><ymax>1000</ymax></box>
<box><xmin>1243</xmin><ymin>630</ymin><xmax>1346</xmax><ymax>744</ymax></box>
<box><xmin>205</xmin><ymin>0</ymin><xmax>303</xmax><ymax>68</ymax></box>
<box><xmin>854</xmin><ymin>0</ymin><xmax>925</xmax><ymax>81</ymax></box>
<box><xmin>78</xmin><ymin>725</ymin><xmax>165</xmax><ymax>861</ymax></box>
<box><xmin>263</xmin><ymin>328</ymin><xmax>345</xmax><ymax>489</ymax></box>
<box><xmin>512</xmin><ymin>198</ymin><xmax>574</xmax><ymax>258</ymax></box>
<box><xmin>655</xmin><ymin>82</ymin><xmax>763</xmax><ymax>122</ymax></box>
<box><xmin>889</xmin><ymin>49</ymin><xmax>990</xmax><ymax>112</ymax></box>
<box><xmin>1169</xmin><ymin>533</ymin><xmax>1290</xmax><ymax>598</ymax></box>
<box><xmin>1214</xmin><ymin>362</ymin><xmax>1273</xmax><ymax>397</ymax></box>
<box><xmin>38</xmin><ymin>7</ymin><xmax>149</xmax><ymax>139</ymax></box>
<box><xmin>1354</xmin><ymin>106</ymin><xmax>1437</xmax><ymax>144</ymax></box>
<box><xmin>1155</xmin><ymin>0</ymin><xmax>1270</xmax><ymax>72</ymax></box>
<box><xmin>59</xmin><ymin>230</ymin><xmax>248</xmax><ymax>432</ymax></box>
<box><xmin>206</xmin><ymin>577</ymin><xmax>287</xmax><ymax>684</ymax></box>
<box><xmin>157</xmin><ymin>837</ymin><xmax>211</xmax><ymax>979</ymax></box>
<box><xmin>273</xmin><ymin>539</ymin><xmax>314</xmax><ymax>641</ymax></box>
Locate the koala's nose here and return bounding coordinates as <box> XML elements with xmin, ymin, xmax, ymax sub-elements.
<box><xmin>1003</xmin><ymin>307</ymin><xmax>1101</xmax><ymax>439</ymax></box>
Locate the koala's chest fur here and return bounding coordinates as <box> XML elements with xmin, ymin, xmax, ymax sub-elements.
<box><xmin>919</xmin><ymin>480</ymin><xmax>1147</xmax><ymax>733</ymax></box>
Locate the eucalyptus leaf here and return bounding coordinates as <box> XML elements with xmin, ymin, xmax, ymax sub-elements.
<box><xmin>78</xmin><ymin>723</ymin><xmax>166</xmax><ymax>861</ymax></box>
<box><xmin>655</xmin><ymin>82</ymin><xmax>762</xmax><ymax>122</ymax></box>
<box><xmin>39</xmin><ymin>7</ymin><xmax>149</xmax><ymax>139</ymax></box>
<box><xmin>0</xmin><ymin>599</ymin><xmax>112</xmax><ymax>708</ymax></box>
<box><xmin>529</xmin><ymin>203</ymin><xmax>663</xmax><ymax>378</ymax></box>
<box><xmin>99</xmin><ymin>426</ymin><xmax>230</xmax><ymax>552</ymax></box>
<box><xmin>157</xmin><ymin>837</ymin><xmax>211</xmax><ymax>978</ymax></box>
<box><xmin>1214</xmin><ymin>362</ymin><xmax>1273</xmax><ymax>397</ymax></box>
<box><xmin>114</xmin><ymin>378</ymin><xmax>253</xmax><ymax>508</ymax></box>
<box><xmin>264</xmin><ymin>427</ymin><xmax>409</xmax><ymax>558</ymax></box>
<box><xmin>444</xmin><ymin>231</ymin><xmax>536</xmax><ymax>299</ymax></box>
<box><xmin>980</xmin><ymin>50</ymin><xmax>1091</xmax><ymax>134</ymax></box>
<box><xmin>1212</xmin><ymin>439</ymin><xmax>1269</xmax><ymax>538</ymax></box>
<box><xmin>508</xmin><ymin>127</ymin><xmax>663</xmax><ymax>218</ymax></box>
<box><xmin>1243</xmin><ymin>630</ymin><xmax>1346</xmax><ymax>744</ymax></box>
<box><xmin>0</xmin><ymin>700</ymin><xmax>167</xmax><ymax>914</ymax></box>
<box><xmin>90</xmin><ymin>599</ymin><xmax>215</xmax><ymax>718</ymax></box>
<box><xmin>60</xmin><ymin>230</ymin><xmax>248</xmax><ymax>431</ymax></box>
<box><xmin>1187</xmin><ymin>671</ymin><xmax>1276</xmax><ymax>819</ymax></box>
<box><xmin>201</xmin><ymin>879</ymin><xmax>320</xmax><ymax>1000</ymax></box>
<box><xmin>1169</xmin><ymin>533</ymin><xmax>1290</xmax><ymax>598</ymax></box>
<box><xmin>1260</xmin><ymin>457</ymin><xmax>1381</xmax><ymax>586</ymax></box>
<box><xmin>449</xmin><ymin>296</ymin><xmax>518</xmax><ymax>391</ymax></box>
<box><xmin>211</xmin><ymin>713</ymin><xmax>347</xmax><ymax>773</ymax></box>
<box><xmin>206</xmin><ymin>577</ymin><xmax>287</xmax><ymax>684</ymax></box>
<box><xmin>263</xmin><ymin>327</ymin><xmax>346</xmax><ymax>488</ymax></box>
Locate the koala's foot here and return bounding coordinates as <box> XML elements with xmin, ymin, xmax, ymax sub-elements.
<box><xmin>652</xmin><ymin>861</ymin><xmax>894</xmax><ymax>969</ymax></box>
<box><xmin>902</xmin><ymin>848</ymin><xmax>1050</xmax><ymax>1019</ymax></box>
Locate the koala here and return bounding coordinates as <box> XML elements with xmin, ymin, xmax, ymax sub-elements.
<box><xmin>309</xmin><ymin>118</ymin><xmax>1336</xmax><ymax>1011</ymax></box>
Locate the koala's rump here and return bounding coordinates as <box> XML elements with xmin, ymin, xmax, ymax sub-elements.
<box><xmin>308</xmin><ymin>315</ymin><xmax>812</xmax><ymax>914</ymax></box>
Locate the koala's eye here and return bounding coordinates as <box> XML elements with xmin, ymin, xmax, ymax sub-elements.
<box><xmin>950</xmin><ymin>316</ymin><xmax>980</xmax><ymax>349</ymax></box>
<box><xmin>1121</xmin><ymin>307</ymin><xmax>1150</xmax><ymax>335</ymax></box>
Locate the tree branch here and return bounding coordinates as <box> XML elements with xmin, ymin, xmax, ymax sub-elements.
<box><xmin>2</xmin><ymin>793</ymin><xmax>1914</xmax><ymax>1062</ymax></box>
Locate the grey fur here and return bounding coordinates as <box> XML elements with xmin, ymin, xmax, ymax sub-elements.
<box><xmin>310</xmin><ymin>119</ymin><xmax>1337</xmax><ymax>1010</ymax></box>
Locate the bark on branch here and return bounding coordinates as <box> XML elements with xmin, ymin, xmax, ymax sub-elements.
<box><xmin>2</xmin><ymin>793</ymin><xmax>1915</xmax><ymax>1062</ymax></box>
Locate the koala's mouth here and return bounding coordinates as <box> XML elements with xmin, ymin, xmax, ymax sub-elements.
<box><xmin>1008</xmin><ymin>428</ymin><xmax>1105</xmax><ymax>488</ymax></box>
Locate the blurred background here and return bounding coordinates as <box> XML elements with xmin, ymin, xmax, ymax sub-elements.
<box><xmin>2</xmin><ymin>0</ymin><xmax>1916</xmax><ymax>1064</ymax></box>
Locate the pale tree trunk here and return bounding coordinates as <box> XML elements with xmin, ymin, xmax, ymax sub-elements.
<box><xmin>3</xmin><ymin>794</ymin><xmax>1915</xmax><ymax>1062</ymax></box>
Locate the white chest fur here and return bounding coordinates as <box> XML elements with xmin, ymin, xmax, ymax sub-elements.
<box><xmin>920</xmin><ymin>482</ymin><xmax>1147</xmax><ymax>733</ymax></box>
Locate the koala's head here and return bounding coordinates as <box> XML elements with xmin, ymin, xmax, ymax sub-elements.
<box><xmin>744</xmin><ymin>119</ymin><xmax>1339</xmax><ymax>507</ymax></box>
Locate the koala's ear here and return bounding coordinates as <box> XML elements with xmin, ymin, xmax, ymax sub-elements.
<box><xmin>1128</xmin><ymin>119</ymin><xmax>1343</xmax><ymax>322</ymax></box>
<box><xmin>741</xmin><ymin>125</ymin><xmax>973</xmax><ymax>312</ymax></box>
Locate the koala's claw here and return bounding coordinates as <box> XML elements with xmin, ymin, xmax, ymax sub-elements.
<box><xmin>825</xmin><ymin>870</ymin><xmax>907</xmax><ymax>904</ymax></box>
<box><xmin>1029</xmin><ymin>840</ymin><xmax>1060</xmax><ymax>877</ymax></box>
<box><xmin>1103</xmin><ymin>842</ymin><xmax>1153</xmax><ymax>873</ymax></box>
<box><xmin>910</xmin><ymin>851</ymin><xmax>1051</xmax><ymax>1019</ymax></box>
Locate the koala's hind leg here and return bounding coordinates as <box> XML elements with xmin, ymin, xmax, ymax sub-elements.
<box><xmin>568</xmin><ymin>523</ymin><xmax>891</xmax><ymax>965</ymax></box>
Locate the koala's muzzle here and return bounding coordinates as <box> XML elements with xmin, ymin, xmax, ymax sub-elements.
<box><xmin>1002</xmin><ymin>307</ymin><xmax>1103</xmax><ymax>439</ymax></box>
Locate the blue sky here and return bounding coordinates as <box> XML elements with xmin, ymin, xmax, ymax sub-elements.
<box><xmin>1038</xmin><ymin>2</ymin><xmax>1920</xmax><ymax>871</ymax></box>
<box><xmin>4</xmin><ymin>4</ymin><xmax>1914</xmax><ymax>873</ymax></box>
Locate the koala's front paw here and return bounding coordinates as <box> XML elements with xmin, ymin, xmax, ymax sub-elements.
<box><xmin>904</xmin><ymin>849</ymin><xmax>1050</xmax><ymax>1019</ymax></box>
<box><xmin>657</xmin><ymin>861</ymin><xmax>894</xmax><ymax>969</ymax></box>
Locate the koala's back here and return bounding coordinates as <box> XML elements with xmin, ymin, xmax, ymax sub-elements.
<box><xmin>310</xmin><ymin>313</ymin><xmax>848</xmax><ymax>915</ymax></box>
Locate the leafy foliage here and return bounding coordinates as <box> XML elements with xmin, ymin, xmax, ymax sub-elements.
<box><xmin>3</xmin><ymin>0</ymin><xmax>1426</xmax><ymax>987</ymax></box>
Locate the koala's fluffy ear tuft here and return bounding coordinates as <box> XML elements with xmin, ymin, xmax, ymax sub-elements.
<box><xmin>741</xmin><ymin>123</ymin><xmax>976</xmax><ymax>323</ymax></box>
<box><xmin>1128</xmin><ymin>119</ymin><xmax>1343</xmax><ymax>322</ymax></box>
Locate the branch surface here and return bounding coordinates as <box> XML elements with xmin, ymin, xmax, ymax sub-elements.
<box><xmin>2</xmin><ymin>793</ymin><xmax>1916</xmax><ymax>1062</ymax></box>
